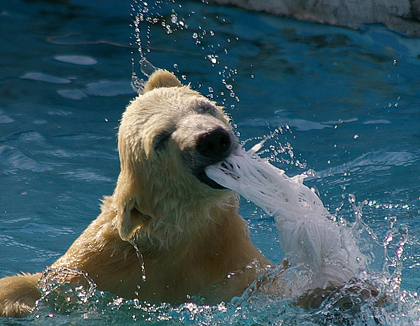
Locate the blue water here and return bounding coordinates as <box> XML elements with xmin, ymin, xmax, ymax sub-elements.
<box><xmin>1</xmin><ymin>0</ymin><xmax>420</xmax><ymax>324</ymax></box>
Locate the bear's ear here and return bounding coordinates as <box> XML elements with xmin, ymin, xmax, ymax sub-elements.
<box><xmin>116</xmin><ymin>196</ymin><xmax>148</xmax><ymax>242</ymax></box>
<box><xmin>143</xmin><ymin>69</ymin><xmax>182</xmax><ymax>93</ymax></box>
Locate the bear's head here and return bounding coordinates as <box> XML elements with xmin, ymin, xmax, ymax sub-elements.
<box><xmin>114</xmin><ymin>70</ymin><xmax>239</xmax><ymax>247</ymax></box>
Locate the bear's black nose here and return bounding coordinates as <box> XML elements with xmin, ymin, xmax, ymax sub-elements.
<box><xmin>196</xmin><ymin>127</ymin><xmax>231</xmax><ymax>160</ymax></box>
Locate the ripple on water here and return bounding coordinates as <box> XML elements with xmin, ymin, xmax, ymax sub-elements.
<box><xmin>0</xmin><ymin>145</ymin><xmax>53</xmax><ymax>173</ymax></box>
<box><xmin>60</xmin><ymin>170</ymin><xmax>115</xmax><ymax>183</ymax></box>
<box><xmin>0</xmin><ymin>110</ymin><xmax>14</xmax><ymax>123</ymax></box>
<box><xmin>239</xmin><ymin>115</ymin><xmax>359</xmax><ymax>131</ymax></box>
<box><xmin>57</xmin><ymin>89</ymin><xmax>88</xmax><ymax>100</ymax></box>
<box><xmin>20</xmin><ymin>72</ymin><xmax>71</xmax><ymax>84</ymax></box>
<box><xmin>317</xmin><ymin>150</ymin><xmax>419</xmax><ymax>178</ymax></box>
<box><xmin>53</xmin><ymin>55</ymin><xmax>98</xmax><ymax>66</ymax></box>
<box><xmin>85</xmin><ymin>80</ymin><xmax>134</xmax><ymax>97</ymax></box>
<box><xmin>57</xmin><ymin>80</ymin><xmax>134</xmax><ymax>100</ymax></box>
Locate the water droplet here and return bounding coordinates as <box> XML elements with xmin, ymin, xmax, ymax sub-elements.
<box><xmin>140</xmin><ymin>58</ymin><xmax>156</xmax><ymax>77</ymax></box>
<box><xmin>399</xmin><ymin>224</ymin><xmax>408</xmax><ymax>235</ymax></box>
<box><xmin>130</xmin><ymin>240</ymin><xmax>147</xmax><ymax>281</ymax></box>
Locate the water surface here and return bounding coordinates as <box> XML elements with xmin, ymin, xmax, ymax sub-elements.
<box><xmin>1</xmin><ymin>0</ymin><xmax>420</xmax><ymax>324</ymax></box>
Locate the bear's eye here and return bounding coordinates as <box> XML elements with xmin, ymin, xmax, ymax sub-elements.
<box><xmin>153</xmin><ymin>131</ymin><xmax>172</xmax><ymax>153</ymax></box>
<box><xmin>197</xmin><ymin>103</ymin><xmax>219</xmax><ymax>117</ymax></box>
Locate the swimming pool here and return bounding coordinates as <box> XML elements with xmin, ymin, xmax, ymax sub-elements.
<box><xmin>1</xmin><ymin>0</ymin><xmax>419</xmax><ymax>324</ymax></box>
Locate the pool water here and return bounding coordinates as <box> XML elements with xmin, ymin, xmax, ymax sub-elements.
<box><xmin>1</xmin><ymin>0</ymin><xmax>420</xmax><ymax>324</ymax></box>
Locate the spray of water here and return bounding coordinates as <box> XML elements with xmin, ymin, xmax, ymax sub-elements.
<box><xmin>130</xmin><ymin>0</ymin><xmax>158</xmax><ymax>93</ymax></box>
<box><xmin>129</xmin><ymin>239</ymin><xmax>147</xmax><ymax>282</ymax></box>
<box><xmin>129</xmin><ymin>0</ymin><xmax>241</xmax><ymax>109</ymax></box>
<box><xmin>206</xmin><ymin>144</ymin><xmax>366</xmax><ymax>296</ymax></box>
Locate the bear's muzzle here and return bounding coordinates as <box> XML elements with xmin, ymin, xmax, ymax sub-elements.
<box><xmin>184</xmin><ymin>126</ymin><xmax>237</xmax><ymax>190</ymax></box>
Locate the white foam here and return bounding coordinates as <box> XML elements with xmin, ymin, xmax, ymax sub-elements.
<box><xmin>206</xmin><ymin>146</ymin><xmax>365</xmax><ymax>292</ymax></box>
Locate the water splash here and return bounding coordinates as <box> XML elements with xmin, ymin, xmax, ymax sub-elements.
<box><xmin>30</xmin><ymin>237</ymin><xmax>419</xmax><ymax>325</ymax></box>
<box><xmin>204</xmin><ymin>142</ymin><xmax>419</xmax><ymax>323</ymax></box>
<box><xmin>243</xmin><ymin>127</ymin><xmax>307</xmax><ymax>170</ymax></box>
<box><xmin>206</xmin><ymin>146</ymin><xmax>365</xmax><ymax>296</ymax></box>
<box><xmin>129</xmin><ymin>0</ymin><xmax>241</xmax><ymax>108</ymax></box>
<box><xmin>36</xmin><ymin>267</ymin><xmax>97</xmax><ymax>315</ymax></box>
<box><xmin>130</xmin><ymin>1</ymin><xmax>158</xmax><ymax>93</ymax></box>
<box><xmin>345</xmin><ymin>194</ymin><xmax>409</xmax><ymax>295</ymax></box>
<box><xmin>139</xmin><ymin>57</ymin><xmax>157</xmax><ymax>77</ymax></box>
<box><xmin>129</xmin><ymin>239</ymin><xmax>147</xmax><ymax>282</ymax></box>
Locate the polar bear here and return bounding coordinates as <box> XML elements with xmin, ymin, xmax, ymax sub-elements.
<box><xmin>0</xmin><ymin>70</ymin><xmax>271</xmax><ymax>318</ymax></box>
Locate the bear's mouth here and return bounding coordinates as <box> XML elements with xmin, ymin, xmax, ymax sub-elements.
<box><xmin>196</xmin><ymin>170</ymin><xmax>226</xmax><ymax>190</ymax></box>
